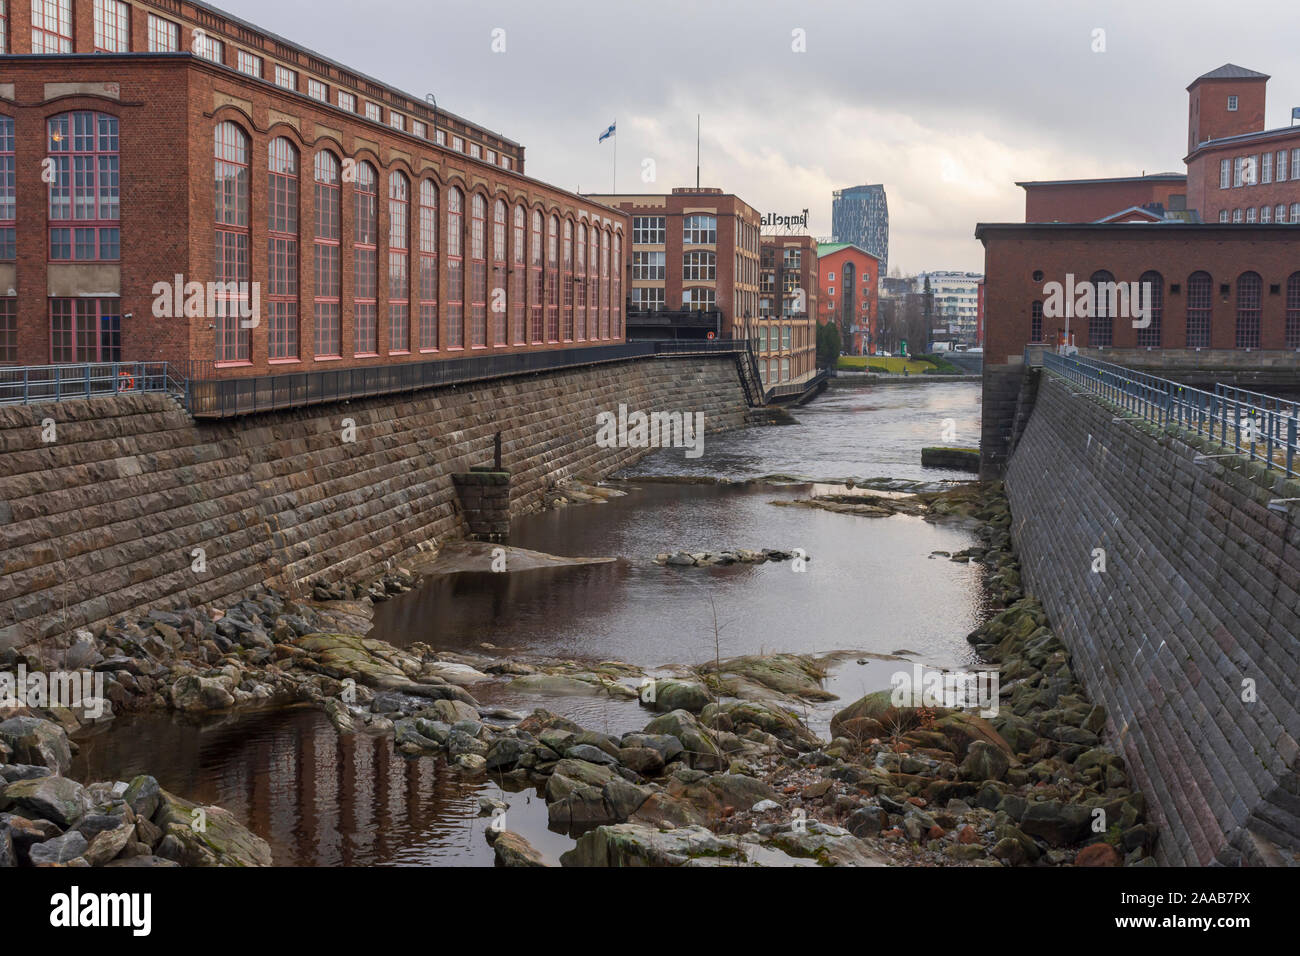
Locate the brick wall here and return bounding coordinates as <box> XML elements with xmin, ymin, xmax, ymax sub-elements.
<box><xmin>0</xmin><ymin>355</ymin><xmax>748</xmax><ymax>652</ymax></box>
<box><xmin>1006</xmin><ymin>373</ymin><xmax>1300</xmax><ymax>865</ymax></box>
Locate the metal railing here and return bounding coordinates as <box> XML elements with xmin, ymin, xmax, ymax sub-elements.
<box><xmin>186</xmin><ymin>340</ymin><xmax>749</xmax><ymax>418</ymax></box>
<box><xmin>0</xmin><ymin>362</ymin><xmax>174</xmax><ymax>406</ymax></box>
<box><xmin>765</xmin><ymin>367</ymin><xmax>832</xmax><ymax>402</ymax></box>
<box><xmin>1043</xmin><ymin>351</ymin><xmax>1299</xmax><ymax>477</ymax></box>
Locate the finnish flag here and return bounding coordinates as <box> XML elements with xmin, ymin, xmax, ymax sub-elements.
<box><xmin>599</xmin><ymin>122</ymin><xmax>616</xmax><ymax>143</ymax></box>
<box><xmin>1293</xmin><ymin>106</ymin><xmax>1300</xmax><ymax>121</ymax></box>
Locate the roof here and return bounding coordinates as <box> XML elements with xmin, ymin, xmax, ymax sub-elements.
<box><xmin>1093</xmin><ymin>205</ymin><xmax>1168</xmax><ymax>223</ymax></box>
<box><xmin>1186</xmin><ymin>123</ymin><xmax>1300</xmax><ymax>156</ymax></box>
<box><xmin>1189</xmin><ymin>63</ymin><xmax>1270</xmax><ymax>87</ymax></box>
<box><xmin>1016</xmin><ymin>173</ymin><xmax>1186</xmax><ymax>189</ymax></box>
<box><xmin>974</xmin><ymin>221</ymin><xmax>1300</xmax><ymax>241</ymax></box>
<box><xmin>816</xmin><ymin>242</ymin><xmax>881</xmax><ymax>262</ymax></box>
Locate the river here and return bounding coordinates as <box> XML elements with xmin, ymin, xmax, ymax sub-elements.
<box><xmin>71</xmin><ymin>379</ymin><xmax>987</xmax><ymax>866</ymax></box>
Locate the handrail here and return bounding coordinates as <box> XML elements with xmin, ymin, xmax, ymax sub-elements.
<box><xmin>1043</xmin><ymin>351</ymin><xmax>1299</xmax><ymax>477</ymax></box>
<box><xmin>0</xmin><ymin>362</ymin><xmax>174</xmax><ymax>406</ymax></box>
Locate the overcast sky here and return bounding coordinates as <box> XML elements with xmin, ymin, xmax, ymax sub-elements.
<box><xmin>218</xmin><ymin>0</ymin><xmax>1300</xmax><ymax>274</ymax></box>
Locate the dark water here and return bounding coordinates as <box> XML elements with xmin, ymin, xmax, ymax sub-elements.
<box><xmin>73</xmin><ymin>380</ymin><xmax>986</xmax><ymax>866</ymax></box>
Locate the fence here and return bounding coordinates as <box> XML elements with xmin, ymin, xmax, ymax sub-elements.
<box><xmin>0</xmin><ymin>362</ymin><xmax>173</xmax><ymax>406</ymax></box>
<box><xmin>1043</xmin><ymin>350</ymin><xmax>1298</xmax><ymax>478</ymax></box>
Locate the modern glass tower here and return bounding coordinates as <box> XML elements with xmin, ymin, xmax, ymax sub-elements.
<box><xmin>831</xmin><ymin>185</ymin><xmax>889</xmax><ymax>276</ymax></box>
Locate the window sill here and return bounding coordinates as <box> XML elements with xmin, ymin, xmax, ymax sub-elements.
<box><xmin>268</xmin><ymin>358</ymin><xmax>301</xmax><ymax>365</ymax></box>
<box><xmin>215</xmin><ymin>361</ymin><xmax>253</xmax><ymax>368</ymax></box>
<box><xmin>314</xmin><ymin>355</ymin><xmax>343</xmax><ymax>362</ymax></box>
<box><xmin>389</xmin><ymin>350</ymin><xmax>410</xmax><ymax>356</ymax></box>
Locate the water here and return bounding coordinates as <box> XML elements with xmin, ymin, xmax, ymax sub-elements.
<box><xmin>72</xmin><ymin>379</ymin><xmax>986</xmax><ymax>866</ymax></box>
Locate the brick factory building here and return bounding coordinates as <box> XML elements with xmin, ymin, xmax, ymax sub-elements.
<box><xmin>585</xmin><ymin>187</ymin><xmax>760</xmax><ymax>344</ymax></box>
<box><xmin>757</xmin><ymin>233</ymin><xmax>817</xmax><ymax>386</ymax></box>
<box><xmin>816</xmin><ymin>242</ymin><xmax>879</xmax><ymax>355</ymax></box>
<box><xmin>0</xmin><ymin>0</ymin><xmax>629</xmax><ymax>376</ymax></box>
<box><xmin>1184</xmin><ymin>64</ymin><xmax>1300</xmax><ymax>225</ymax></box>
<box><xmin>1017</xmin><ymin>173</ymin><xmax>1188</xmax><ymax>223</ymax></box>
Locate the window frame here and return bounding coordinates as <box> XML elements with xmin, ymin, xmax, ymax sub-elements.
<box><xmin>48</xmin><ymin>111</ymin><xmax>120</xmax><ymax>263</ymax></box>
<box><xmin>267</xmin><ymin>137</ymin><xmax>299</xmax><ymax>362</ymax></box>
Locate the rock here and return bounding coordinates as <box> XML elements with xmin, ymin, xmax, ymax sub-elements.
<box><xmin>170</xmin><ymin>675</ymin><xmax>234</xmax><ymax>712</ymax></box>
<box><xmin>651</xmin><ymin>680</ymin><xmax>711</xmax><ymax>714</ymax></box>
<box><xmin>992</xmin><ymin>836</ymin><xmax>1028</xmax><ymax>865</ymax></box>
<box><xmin>82</xmin><ymin>819</ymin><xmax>136</xmax><ymax>866</ymax></box>
<box><xmin>565</xmin><ymin>743</ymin><xmax>618</xmax><ymax>767</ymax></box>
<box><xmin>642</xmin><ymin>711</ymin><xmax>722</xmax><ymax>770</ymax></box>
<box><xmin>767</xmin><ymin>822</ymin><xmax>888</xmax><ymax>866</ymax></box>
<box><xmin>0</xmin><ymin>718</ymin><xmax>73</xmax><ymax>774</ymax></box>
<box><xmin>603</xmin><ymin>778</ymin><xmax>654</xmax><ymax>820</ymax></box>
<box><xmin>1075</xmin><ymin>842</ymin><xmax>1122</xmax><ymax>867</ymax></box>
<box><xmin>490</xmin><ymin>830</ymin><xmax>547</xmax><ymax>867</ymax></box>
<box><xmin>122</xmin><ymin>776</ymin><xmax>161</xmax><ymax>820</ymax></box>
<box><xmin>485</xmin><ymin>737</ymin><xmax>530</xmax><ymax>771</ymax></box>
<box><xmin>1020</xmin><ymin>800</ymin><xmax>1092</xmax><ymax>847</ymax></box>
<box><xmin>959</xmin><ymin>740</ymin><xmax>1012</xmax><ymax>782</ymax></box>
<box><xmin>560</xmin><ymin>823</ymin><xmax>738</xmax><ymax>867</ymax></box>
<box><xmin>547</xmin><ymin>784</ymin><xmax>614</xmax><ymax>832</ymax></box>
<box><xmin>0</xmin><ymin>775</ymin><xmax>90</xmax><ymax>828</ymax></box>
<box><xmin>752</xmin><ymin>799</ymin><xmax>781</xmax><ymax>813</ymax></box>
<box><xmin>620</xmin><ymin>733</ymin><xmax>684</xmax><ymax>764</ymax></box>
<box><xmin>617</xmin><ymin>746</ymin><xmax>666</xmax><ymax>777</ymax></box>
<box><xmin>454</xmin><ymin>754</ymin><xmax>487</xmax><ymax>773</ymax></box>
<box><xmin>430</xmin><ymin>699</ymin><xmax>480</xmax><ymax>725</ymax></box>
<box><xmin>702</xmin><ymin>654</ymin><xmax>836</xmax><ymax>703</ymax></box>
<box><xmin>28</xmin><ymin>830</ymin><xmax>88</xmax><ymax>866</ymax></box>
<box><xmin>152</xmin><ymin>791</ymin><xmax>273</xmax><ymax>866</ymax></box>
<box><xmin>0</xmin><ymin>764</ymin><xmax>53</xmax><ymax>784</ymax></box>
<box><xmin>846</xmin><ymin>806</ymin><xmax>886</xmax><ymax>838</ymax></box>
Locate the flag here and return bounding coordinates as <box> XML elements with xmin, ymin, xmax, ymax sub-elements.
<box><xmin>598</xmin><ymin>122</ymin><xmax>616</xmax><ymax>143</ymax></box>
<box><xmin>1293</xmin><ymin>106</ymin><xmax>1300</xmax><ymax>121</ymax></box>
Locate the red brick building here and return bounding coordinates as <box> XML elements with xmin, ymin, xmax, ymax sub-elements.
<box><xmin>1017</xmin><ymin>173</ymin><xmax>1187</xmax><ymax>223</ymax></box>
<box><xmin>816</xmin><ymin>242</ymin><xmax>880</xmax><ymax>354</ymax></box>
<box><xmin>0</xmin><ymin>0</ymin><xmax>628</xmax><ymax>376</ymax></box>
<box><xmin>1184</xmin><ymin>64</ymin><xmax>1300</xmax><ymax>225</ymax></box>
<box><xmin>584</xmin><ymin>187</ymin><xmax>760</xmax><ymax>341</ymax></box>
<box><xmin>757</xmin><ymin>233</ymin><xmax>817</xmax><ymax>385</ymax></box>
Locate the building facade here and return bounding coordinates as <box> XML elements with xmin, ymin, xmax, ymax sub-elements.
<box><xmin>916</xmin><ymin>270</ymin><xmax>983</xmax><ymax>344</ymax></box>
<box><xmin>1184</xmin><ymin>65</ymin><xmax>1300</xmax><ymax>225</ymax></box>
<box><xmin>816</xmin><ymin>242</ymin><xmax>879</xmax><ymax>355</ymax></box>
<box><xmin>587</xmin><ymin>187</ymin><xmax>760</xmax><ymax>341</ymax></box>
<box><xmin>757</xmin><ymin>233</ymin><xmax>817</xmax><ymax>385</ymax></box>
<box><xmin>831</xmin><ymin>184</ymin><xmax>888</xmax><ymax>276</ymax></box>
<box><xmin>1017</xmin><ymin>173</ymin><xmax>1187</xmax><ymax>223</ymax></box>
<box><xmin>0</xmin><ymin>0</ymin><xmax>628</xmax><ymax>374</ymax></box>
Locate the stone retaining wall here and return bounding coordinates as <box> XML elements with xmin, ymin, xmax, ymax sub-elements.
<box><xmin>0</xmin><ymin>355</ymin><xmax>747</xmax><ymax>654</ymax></box>
<box><xmin>1005</xmin><ymin>373</ymin><xmax>1300</xmax><ymax>866</ymax></box>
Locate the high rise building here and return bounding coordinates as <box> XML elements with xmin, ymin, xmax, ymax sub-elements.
<box><xmin>915</xmin><ymin>271</ymin><xmax>983</xmax><ymax>343</ymax></box>
<box><xmin>831</xmin><ymin>184</ymin><xmax>889</xmax><ymax>275</ymax></box>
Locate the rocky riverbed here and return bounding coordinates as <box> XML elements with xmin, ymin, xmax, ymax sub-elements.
<box><xmin>1</xmin><ymin>480</ymin><xmax>1155</xmax><ymax>867</ymax></box>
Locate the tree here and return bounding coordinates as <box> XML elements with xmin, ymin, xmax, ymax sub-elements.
<box><xmin>817</xmin><ymin>321</ymin><xmax>841</xmax><ymax>367</ymax></box>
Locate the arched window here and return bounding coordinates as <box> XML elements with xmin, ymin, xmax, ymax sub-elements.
<box><xmin>267</xmin><ymin>137</ymin><xmax>299</xmax><ymax>360</ymax></box>
<box><xmin>418</xmin><ymin>180</ymin><xmax>438</xmax><ymax>350</ymax></box>
<box><xmin>1287</xmin><ymin>273</ymin><xmax>1300</xmax><ymax>350</ymax></box>
<box><xmin>1088</xmin><ymin>270</ymin><xmax>1114</xmax><ymax>347</ymax></box>
<box><xmin>511</xmin><ymin>205</ymin><xmax>525</xmax><ymax>344</ymax></box>
<box><xmin>1137</xmin><ymin>271</ymin><xmax>1162</xmax><ymax>348</ymax></box>
<box><xmin>313</xmin><ymin>151</ymin><xmax>341</xmax><ymax>357</ymax></box>
<box><xmin>1186</xmin><ymin>271</ymin><xmax>1212</xmax><ymax>349</ymax></box>
<box><xmin>49</xmin><ymin>111</ymin><xmax>120</xmax><ymax>262</ymax></box>
<box><xmin>612</xmin><ymin>232</ymin><xmax>622</xmax><ymax>338</ymax></box>
<box><xmin>546</xmin><ymin>214</ymin><xmax>560</xmax><ymax>342</ymax></box>
<box><xmin>575</xmin><ymin>223</ymin><xmax>587</xmax><ymax>342</ymax></box>
<box><xmin>388</xmin><ymin>171</ymin><xmax>410</xmax><ymax>353</ymax></box>
<box><xmin>213</xmin><ymin>121</ymin><xmax>250</xmax><ymax>362</ymax></box>
<box><xmin>562</xmin><ymin>219</ymin><xmax>574</xmax><ymax>341</ymax></box>
<box><xmin>492</xmin><ymin>199</ymin><xmax>507</xmax><ymax>346</ymax></box>
<box><xmin>1030</xmin><ymin>301</ymin><xmax>1043</xmax><ymax>343</ymax></box>
<box><xmin>470</xmin><ymin>194</ymin><xmax>487</xmax><ymax>347</ymax></box>
<box><xmin>1235</xmin><ymin>271</ymin><xmax>1262</xmax><ymax>349</ymax></box>
<box><xmin>353</xmin><ymin>161</ymin><xmax>378</xmax><ymax>355</ymax></box>
<box><xmin>529</xmin><ymin>210</ymin><xmax>543</xmax><ymax>343</ymax></box>
<box><xmin>446</xmin><ymin>186</ymin><xmax>463</xmax><ymax>348</ymax></box>
<box><xmin>600</xmin><ymin>229</ymin><xmax>611</xmax><ymax>338</ymax></box>
<box><xmin>1</xmin><ymin>115</ymin><xmax>14</xmax><ymax>262</ymax></box>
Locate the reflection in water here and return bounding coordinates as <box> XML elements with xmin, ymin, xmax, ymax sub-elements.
<box><xmin>73</xmin><ymin>379</ymin><xmax>988</xmax><ymax>866</ymax></box>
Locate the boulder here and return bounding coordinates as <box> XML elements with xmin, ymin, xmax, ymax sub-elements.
<box><xmin>641</xmin><ymin>711</ymin><xmax>722</xmax><ymax>770</ymax></box>
<box><xmin>560</xmin><ymin>823</ymin><xmax>738</xmax><ymax>867</ymax></box>
<box><xmin>651</xmin><ymin>680</ymin><xmax>711</xmax><ymax>714</ymax></box>
<box><xmin>152</xmin><ymin>791</ymin><xmax>272</xmax><ymax>866</ymax></box>
<box><xmin>1019</xmin><ymin>800</ymin><xmax>1091</xmax><ymax>847</ymax></box>
<box><xmin>0</xmin><ymin>718</ymin><xmax>73</xmax><ymax>774</ymax></box>
<box><xmin>0</xmin><ymin>775</ymin><xmax>90</xmax><ymax>828</ymax></box>
<box><xmin>489</xmin><ymin>830</ymin><xmax>547</xmax><ymax>867</ymax></box>
<box><xmin>959</xmin><ymin>740</ymin><xmax>1012</xmax><ymax>782</ymax></box>
<box><xmin>28</xmin><ymin>830</ymin><xmax>88</xmax><ymax>866</ymax></box>
<box><xmin>170</xmin><ymin>675</ymin><xmax>234</xmax><ymax>712</ymax></box>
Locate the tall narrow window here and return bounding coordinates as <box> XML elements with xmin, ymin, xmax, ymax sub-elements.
<box><xmin>511</xmin><ymin>205</ymin><xmax>525</xmax><ymax>344</ymax></box>
<box><xmin>32</xmin><ymin>0</ymin><xmax>73</xmax><ymax>53</ymax></box>
<box><xmin>611</xmin><ymin>233</ymin><xmax>622</xmax><ymax>338</ymax></box>
<box><xmin>470</xmin><ymin>194</ymin><xmax>487</xmax><ymax>347</ymax></box>
<box><xmin>1286</xmin><ymin>273</ymin><xmax>1300</xmax><ymax>350</ymax></box>
<box><xmin>575</xmin><ymin>223</ymin><xmax>587</xmax><ymax>341</ymax></box>
<box><xmin>600</xmin><ymin>230</ymin><xmax>610</xmax><ymax>338</ymax></box>
<box><xmin>1186</xmin><ymin>271</ymin><xmax>1212</xmax><ymax>348</ymax></box>
<box><xmin>1</xmin><ymin>2</ymin><xmax>8</xmax><ymax>55</ymax></box>
<box><xmin>147</xmin><ymin>14</ymin><xmax>178</xmax><ymax>52</ymax></box>
<box><xmin>446</xmin><ymin>186</ymin><xmax>463</xmax><ymax>348</ymax></box>
<box><xmin>417</xmin><ymin>180</ymin><xmax>438</xmax><ymax>350</ymax></box>
<box><xmin>529</xmin><ymin>210</ymin><xmax>543</xmax><ymax>343</ymax></box>
<box><xmin>492</xmin><ymin>199</ymin><xmax>507</xmax><ymax>346</ymax></box>
<box><xmin>388</xmin><ymin>171</ymin><xmax>410</xmax><ymax>353</ymax></box>
<box><xmin>213</xmin><ymin>122</ymin><xmax>250</xmax><ymax>362</ymax></box>
<box><xmin>1088</xmin><ymin>270</ymin><xmax>1114</xmax><ymax>347</ymax></box>
<box><xmin>0</xmin><ymin>116</ymin><xmax>13</xmax><ymax>261</ymax></box>
<box><xmin>313</xmin><ymin>152</ymin><xmax>341</xmax><ymax>357</ymax></box>
<box><xmin>267</xmin><ymin>138</ymin><xmax>299</xmax><ymax>360</ymax></box>
<box><xmin>0</xmin><ymin>298</ymin><xmax>15</xmax><ymax>363</ymax></box>
<box><xmin>353</xmin><ymin>161</ymin><xmax>378</xmax><ymax>355</ymax></box>
<box><xmin>546</xmin><ymin>215</ymin><xmax>559</xmax><ymax>342</ymax></box>
<box><xmin>93</xmin><ymin>0</ymin><xmax>129</xmax><ymax>52</ymax></box>
<box><xmin>1030</xmin><ymin>301</ymin><xmax>1043</xmax><ymax>343</ymax></box>
<box><xmin>562</xmin><ymin>220</ymin><xmax>574</xmax><ymax>341</ymax></box>
<box><xmin>1235</xmin><ymin>271</ymin><xmax>1261</xmax><ymax>349</ymax></box>
<box><xmin>48</xmin><ymin>112</ymin><xmax>119</xmax><ymax>261</ymax></box>
<box><xmin>1137</xmin><ymin>271</ymin><xmax>1162</xmax><ymax>347</ymax></box>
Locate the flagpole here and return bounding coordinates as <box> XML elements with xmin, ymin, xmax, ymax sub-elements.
<box><xmin>612</xmin><ymin>119</ymin><xmax>617</xmax><ymax>192</ymax></box>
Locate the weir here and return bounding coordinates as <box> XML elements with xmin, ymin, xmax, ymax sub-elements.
<box><xmin>1002</xmin><ymin>352</ymin><xmax>1300</xmax><ymax>865</ymax></box>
